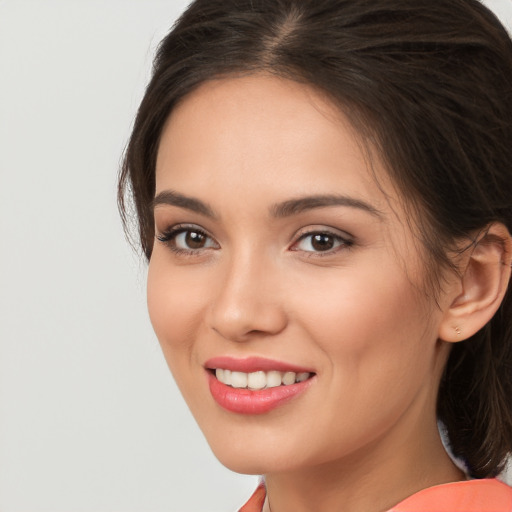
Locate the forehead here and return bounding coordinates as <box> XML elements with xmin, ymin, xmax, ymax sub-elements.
<box><xmin>156</xmin><ymin>74</ymin><xmax>393</xmax><ymax>206</ymax></box>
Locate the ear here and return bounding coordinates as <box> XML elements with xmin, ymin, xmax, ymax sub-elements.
<box><xmin>438</xmin><ymin>223</ymin><xmax>512</xmax><ymax>343</ymax></box>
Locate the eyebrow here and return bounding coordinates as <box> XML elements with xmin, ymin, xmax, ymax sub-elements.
<box><xmin>270</xmin><ymin>194</ymin><xmax>383</xmax><ymax>218</ymax></box>
<box><xmin>152</xmin><ymin>190</ymin><xmax>383</xmax><ymax>219</ymax></box>
<box><xmin>152</xmin><ymin>190</ymin><xmax>217</xmax><ymax>218</ymax></box>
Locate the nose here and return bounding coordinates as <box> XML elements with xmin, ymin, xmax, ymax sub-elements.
<box><xmin>208</xmin><ymin>251</ymin><xmax>288</xmax><ymax>343</ymax></box>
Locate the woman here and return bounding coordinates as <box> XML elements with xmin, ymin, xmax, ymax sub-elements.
<box><xmin>119</xmin><ymin>0</ymin><xmax>512</xmax><ymax>510</ymax></box>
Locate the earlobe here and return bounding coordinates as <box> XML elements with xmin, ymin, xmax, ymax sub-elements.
<box><xmin>438</xmin><ymin>223</ymin><xmax>512</xmax><ymax>343</ymax></box>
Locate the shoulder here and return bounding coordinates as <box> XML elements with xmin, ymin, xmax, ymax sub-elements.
<box><xmin>391</xmin><ymin>479</ymin><xmax>512</xmax><ymax>512</ymax></box>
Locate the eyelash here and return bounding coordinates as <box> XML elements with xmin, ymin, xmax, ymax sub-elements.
<box><xmin>156</xmin><ymin>224</ymin><xmax>217</xmax><ymax>256</ymax></box>
<box><xmin>155</xmin><ymin>225</ymin><xmax>354</xmax><ymax>257</ymax></box>
<box><xmin>292</xmin><ymin>230</ymin><xmax>354</xmax><ymax>257</ymax></box>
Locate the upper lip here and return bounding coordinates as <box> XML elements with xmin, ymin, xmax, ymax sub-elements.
<box><xmin>204</xmin><ymin>356</ymin><xmax>314</xmax><ymax>374</ymax></box>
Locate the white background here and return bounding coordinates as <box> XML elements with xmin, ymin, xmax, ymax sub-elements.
<box><xmin>0</xmin><ymin>1</ymin><xmax>511</xmax><ymax>511</ymax></box>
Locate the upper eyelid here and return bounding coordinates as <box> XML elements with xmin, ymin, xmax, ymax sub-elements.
<box><xmin>156</xmin><ymin>225</ymin><xmax>352</xmax><ymax>237</ymax></box>
<box><xmin>293</xmin><ymin>233</ymin><xmax>349</xmax><ymax>245</ymax></box>
<box><xmin>157</xmin><ymin>223</ymin><xmax>212</xmax><ymax>237</ymax></box>
<box><xmin>155</xmin><ymin>223</ymin><xmax>353</xmax><ymax>248</ymax></box>
<box><xmin>293</xmin><ymin>225</ymin><xmax>354</xmax><ymax>241</ymax></box>
<box><xmin>289</xmin><ymin>227</ymin><xmax>354</xmax><ymax>253</ymax></box>
<box><xmin>155</xmin><ymin>224</ymin><xmax>218</xmax><ymax>246</ymax></box>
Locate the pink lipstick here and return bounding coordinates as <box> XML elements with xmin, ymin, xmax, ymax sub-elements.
<box><xmin>205</xmin><ymin>357</ymin><xmax>315</xmax><ymax>414</ymax></box>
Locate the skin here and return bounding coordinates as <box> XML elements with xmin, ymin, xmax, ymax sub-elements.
<box><xmin>148</xmin><ymin>74</ymin><xmax>467</xmax><ymax>512</ymax></box>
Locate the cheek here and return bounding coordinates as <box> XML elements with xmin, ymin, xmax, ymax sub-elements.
<box><xmin>288</xmin><ymin>268</ymin><xmax>438</xmax><ymax>455</ymax></box>
<box><xmin>294</xmin><ymin>262</ymin><xmax>436</xmax><ymax>391</ymax></box>
<box><xmin>299</xmin><ymin>263</ymin><xmax>425</xmax><ymax>337</ymax></box>
<box><xmin>146</xmin><ymin>254</ymin><xmax>206</xmax><ymax>369</ymax></box>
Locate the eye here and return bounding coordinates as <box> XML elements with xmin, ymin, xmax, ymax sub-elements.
<box><xmin>174</xmin><ymin>230</ymin><xmax>215</xmax><ymax>250</ymax></box>
<box><xmin>156</xmin><ymin>225</ymin><xmax>219</xmax><ymax>253</ymax></box>
<box><xmin>292</xmin><ymin>230</ymin><xmax>352</xmax><ymax>254</ymax></box>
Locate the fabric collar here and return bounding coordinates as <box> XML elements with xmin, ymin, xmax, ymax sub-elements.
<box><xmin>239</xmin><ymin>479</ymin><xmax>512</xmax><ymax>512</ymax></box>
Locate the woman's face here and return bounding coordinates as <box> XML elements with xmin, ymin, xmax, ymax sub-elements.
<box><xmin>148</xmin><ymin>74</ymin><xmax>456</xmax><ymax>474</ymax></box>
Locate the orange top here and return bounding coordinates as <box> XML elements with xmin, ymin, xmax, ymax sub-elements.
<box><xmin>239</xmin><ymin>479</ymin><xmax>512</xmax><ymax>512</ymax></box>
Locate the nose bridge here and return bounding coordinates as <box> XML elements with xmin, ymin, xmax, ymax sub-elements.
<box><xmin>209</xmin><ymin>245</ymin><xmax>287</xmax><ymax>341</ymax></box>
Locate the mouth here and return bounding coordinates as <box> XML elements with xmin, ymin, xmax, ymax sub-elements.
<box><xmin>212</xmin><ymin>368</ymin><xmax>313</xmax><ymax>390</ymax></box>
<box><xmin>205</xmin><ymin>357</ymin><xmax>316</xmax><ymax>414</ymax></box>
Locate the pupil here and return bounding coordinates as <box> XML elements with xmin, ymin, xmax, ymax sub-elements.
<box><xmin>312</xmin><ymin>234</ymin><xmax>334</xmax><ymax>251</ymax></box>
<box><xmin>186</xmin><ymin>231</ymin><xmax>206</xmax><ymax>249</ymax></box>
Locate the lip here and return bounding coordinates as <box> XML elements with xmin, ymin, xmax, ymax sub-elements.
<box><xmin>205</xmin><ymin>356</ymin><xmax>316</xmax><ymax>415</ymax></box>
<box><xmin>207</xmin><ymin>372</ymin><xmax>314</xmax><ymax>414</ymax></box>
<box><xmin>204</xmin><ymin>356</ymin><xmax>314</xmax><ymax>374</ymax></box>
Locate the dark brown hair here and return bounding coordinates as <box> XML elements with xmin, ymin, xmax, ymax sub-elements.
<box><xmin>119</xmin><ymin>0</ymin><xmax>512</xmax><ymax>478</ymax></box>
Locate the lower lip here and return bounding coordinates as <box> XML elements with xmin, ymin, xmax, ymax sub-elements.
<box><xmin>207</xmin><ymin>372</ymin><xmax>314</xmax><ymax>414</ymax></box>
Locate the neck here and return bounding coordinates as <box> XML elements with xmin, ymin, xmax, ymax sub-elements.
<box><xmin>263</xmin><ymin>412</ymin><xmax>464</xmax><ymax>512</ymax></box>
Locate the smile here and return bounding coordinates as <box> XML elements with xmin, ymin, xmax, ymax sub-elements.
<box><xmin>214</xmin><ymin>369</ymin><xmax>312</xmax><ymax>390</ymax></box>
<box><xmin>205</xmin><ymin>357</ymin><xmax>316</xmax><ymax>414</ymax></box>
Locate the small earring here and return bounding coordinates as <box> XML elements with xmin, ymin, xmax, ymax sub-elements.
<box><xmin>455</xmin><ymin>327</ymin><xmax>462</xmax><ymax>336</ymax></box>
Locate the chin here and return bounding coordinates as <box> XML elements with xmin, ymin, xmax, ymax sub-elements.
<box><xmin>214</xmin><ymin>449</ymin><xmax>294</xmax><ymax>475</ymax></box>
<box><xmin>204</xmin><ymin>430</ymin><xmax>301</xmax><ymax>475</ymax></box>
<box><xmin>207</xmin><ymin>425</ymin><xmax>343</xmax><ymax>477</ymax></box>
<box><xmin>217</xmin><ymin>456</ymin><xmax>269</xmax><ymax>475</ymax></box>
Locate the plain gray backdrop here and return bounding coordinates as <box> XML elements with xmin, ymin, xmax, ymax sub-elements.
<box><xmin>0</xmin><ymin>1</ymin><xmax>511</xmax><ymax>511</ymax></box>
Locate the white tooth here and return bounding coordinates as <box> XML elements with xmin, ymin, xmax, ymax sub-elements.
<box><xmin>248</xmin><ymin>371</ymin><xmax>266</xmax><ymax>390</ymax></box>
<box><xmin>282</xmin><ymin>371</ymin><xmax>296</xmax><ymax>386</ymax></box>
<box><xmin>223</xmin><ymin>369</ymin><xmax>232</xmax><ymax>386</ymax></box>
<box><xmin>266</xmin><ymin>371</ymin><xmax>282</xmax><ymax>388</ymax></box>
<box><xmin>231</xmin><ymin>371</ymin><xmax>248</xmax><ymax>388</ymax></box>
<box><xmin>215</xmin><ymin>368</ymin><xmax>224</xmax><ymax>381</ymax></box>
<box><xmin>296</xmin><ymin>372</ymin><xmax>309</xmax><ymax>383</ymax></box>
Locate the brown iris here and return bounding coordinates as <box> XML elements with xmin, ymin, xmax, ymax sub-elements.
<box><xmin>185</xmin><ymin>230</ymin><xmax>207</xmax><ymax>249</ymax></box>
<box><xmin>311</xmin><ymin>234</ymin><xmax>335</xmax><ymax>251</ymax></box>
